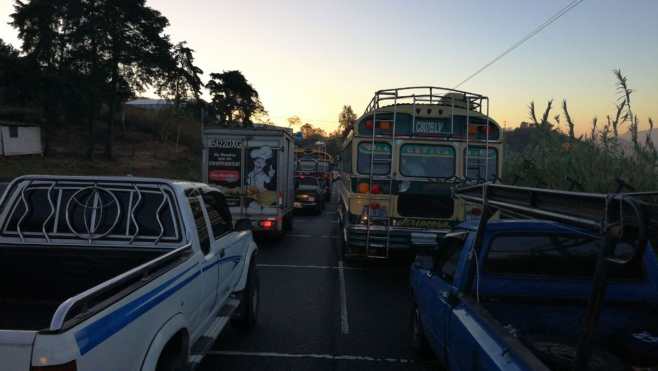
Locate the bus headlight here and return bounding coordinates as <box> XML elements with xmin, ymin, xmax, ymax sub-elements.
<box><xmin>399</xmin><ymin>181</ymin><xmax>411</xmax><ymax>193</ymax></box>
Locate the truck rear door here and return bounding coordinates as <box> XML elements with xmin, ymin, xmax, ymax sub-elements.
<box><xmin>243</xmin><ymin>138</ymin><xmax>281</xmax><ymax>218</ymax></box>
<box><xmin>0</xmin><ymin>330</ymin><xmax>36</xmax><ymax>371</ymax></box>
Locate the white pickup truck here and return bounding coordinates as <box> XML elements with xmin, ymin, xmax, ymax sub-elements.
<box><xmin>0</xmin><ymin>175</ymin><xmax>259</xmax><ymax>371</ymax></box>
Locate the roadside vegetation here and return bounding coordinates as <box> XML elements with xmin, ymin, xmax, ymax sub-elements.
<box><xmin>503</xmin><ymin>70</ymin><xmax>657</xmax><ymax>192</ymax></box>
<box><xmin>0</xmin><ymin>0</ymin><xmax>266</xmax><ymax>164</ymax></box>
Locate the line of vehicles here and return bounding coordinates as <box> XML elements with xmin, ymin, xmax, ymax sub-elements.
<box><xmin>1</xmin><ymin>86</ymin><xmax>656</xmax><ymax>370</ymax></box>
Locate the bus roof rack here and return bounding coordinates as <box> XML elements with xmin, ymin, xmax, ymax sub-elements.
<box><xmin>455</xmin><ymin>183</ymin><xmax>658</xmax><ymax>369</ymax></box>
<box><xmin>455</xmin><ymin>183</ymin><xmax>658</xmax><ymax>241</ymax></box>
<box><xmin>363</xmin><ymin>86</ymin><xmax>488</xmax><ymax>115</ymax></box>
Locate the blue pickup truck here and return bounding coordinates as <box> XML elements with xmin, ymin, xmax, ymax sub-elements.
<box><xmin>410</xmin><ymin>184</ymin><xmax>658</xmax><ymax>370</ymax></box>
<box><xmin>410</xmin><ymin>183</ymin><xmax>658</xmax><ymax>371</ymax></box>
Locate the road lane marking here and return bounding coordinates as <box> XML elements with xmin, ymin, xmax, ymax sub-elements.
<box><xmin>206</xmin><ymin>350</ymin><xmax>412</xmax><ymax>363</ymax></box>
<box><xmin>338</xmin><ymin>259</ymin><xmax>350</xmax><ymax>334</ymax></box>
<box><xmin>257</xmin><ymin>264</ymin><xmax>364</xmax><ymax>271</ymax></box>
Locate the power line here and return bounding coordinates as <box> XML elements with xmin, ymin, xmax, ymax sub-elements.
<box><xmin>454</xmin><ymin>0</ymin><xmax>586</xmax><ymax>89</ymax></box>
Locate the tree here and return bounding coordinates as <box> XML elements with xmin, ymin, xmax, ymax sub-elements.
<box><xmin>206</xmin><ymin>70</ymin><xmax>266</xmax><ymax>126</ymax></box>
<box><xmin>10</xmin><ymin>0</ymin><xmax>73</xmax><ymax>155</ymax></box>
<box><xmin>38</xmin><ymin>0</ymin><xmax>172</xmax><ymax>159</ymax></box>
<box><xmin>156</xmin><ymin>41</ymin><xmax>204</xmax><ymax>109</ymax></box>
<box><xmin>338</xmin><ymin>105</ymin><xmax>357</xmax><ymax>135</ymax></box>
<box><xmin>287</xmin><ymin>115</ymin><xmax>302</xmax><ymax>127</ymax></box>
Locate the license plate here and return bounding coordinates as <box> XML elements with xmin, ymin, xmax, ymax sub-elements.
<box><xmin>294</xmin><ymin>202</ymin><xmax>302</xmax><ymax>208</ymax></box>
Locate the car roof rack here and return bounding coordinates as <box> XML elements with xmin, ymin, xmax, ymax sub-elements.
<box><xmin>455</xmin><ymin>183</ymin><xmax>658</xmax><ymax>241</ymax></box>
<box><xmin>454</xmin><ymin>183</ymin><xmax>658</xmax><ymax>370</ymax></box>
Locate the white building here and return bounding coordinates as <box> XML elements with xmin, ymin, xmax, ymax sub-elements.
<box><xmin>125</xmin><ymin>98</ymin><xmax>173</xmax><ymax>111</ymax></box>
<box><xmin>0</xmin><ymin>121</ymin><xmax>43</xmax><ymax>156</ymax></box>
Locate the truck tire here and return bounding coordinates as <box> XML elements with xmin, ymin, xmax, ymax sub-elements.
<box><xmin>411</xmin><ymin>304</ymin><xmax>432</xmax><ymax>358</ymax></box>
<box><xmin>231</xmin><ymin>261</ymin><xmax>259</xmax><ymax>330</ymax></box>
<box><xmin>155</xmin><ymin>332</ymin><xmax>188</xmax><ymax>371</ymax></box>
<box><xmin>528</xmin><ymin>340</ymin><xmax>624</xmax><ymax>371</ymax></box>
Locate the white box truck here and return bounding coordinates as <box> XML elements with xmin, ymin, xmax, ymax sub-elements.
<box><xmin>202</xmin><ymin>125</ymin><xmax>295</xmax><ymax>237</ymax></box>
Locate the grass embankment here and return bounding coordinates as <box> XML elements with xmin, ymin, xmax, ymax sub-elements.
<box><xmin>0</xmin><ymin>107</ymin><xmax>202</xmax><ymax>181</ymax></box>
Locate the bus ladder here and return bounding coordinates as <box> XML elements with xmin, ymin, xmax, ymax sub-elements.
<box><xmin>362</xmin><ymin>91</ymin><xmax>400</xmax><ymax>259</ymax></box>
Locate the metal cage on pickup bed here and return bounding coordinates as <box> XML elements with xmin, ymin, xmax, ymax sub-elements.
<box><xmin>455</xmin><ymin>183</ymin><xmax>658</xmax><ymax>370</ymax></box>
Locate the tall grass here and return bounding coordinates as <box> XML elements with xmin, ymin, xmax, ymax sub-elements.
<box><xmin>124</xmin><ymin>106</ymin><xmax>202</xmax><ymax>153</ymax></box>
<box><xmin>504</xmin><ymin>71</ymin><xmax>658</xmax><ymax>192</ymax></box>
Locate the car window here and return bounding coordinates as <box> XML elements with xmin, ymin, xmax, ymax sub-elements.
<box><xmin>188</xmin><ymin>196</ymin><xmax>211</xmax><ymax>255</ymax></box>
<box><xmin>202</xmin><ymin>191</ymin><xmax>232</xmax><ymax>239</ymax></box>
<box><xmin>298</xmin><ymin>177</ymin><xmax>318</xmax><ymax>186</ymax></box>
<box><xmin>433</xmin><ymin>237</ymin><xmax>466</xmax><ymax>283</ymax></box>
<box><xmin>486</xmin><ymin>234</ymin><xmax>644</xmax><ymax>280</ymax></box>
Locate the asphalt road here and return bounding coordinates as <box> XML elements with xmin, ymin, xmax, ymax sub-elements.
<box><xmin>197</xmin><ymin>198</ymin><xmax>441</xmax><ymax>371</ymax></box>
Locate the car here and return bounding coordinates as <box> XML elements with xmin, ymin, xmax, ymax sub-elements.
<box><xmin>294</xmin><ymin>176</ymin><xmax>325</xmax><ymax>214</ymax></box>
<box><xmin>0</xmin><ymin>175</ymin><xmax>260</xmax><ymax>371</ymax></box>
<box><xmin>410</xmin><ymin>184</ymin><xmax>658</xmax><ymax>370</ymax></box>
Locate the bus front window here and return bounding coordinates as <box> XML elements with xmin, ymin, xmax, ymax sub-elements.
<box><xmin>400</xmin><ymin>144</ymin><xmax>455</xmax><ymax>178</ymax></box>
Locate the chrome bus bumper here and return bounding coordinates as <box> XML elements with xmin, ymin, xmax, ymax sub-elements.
<box><xmin>344</xmin><ymin>224</ymin><xmax>449</xmax><ymax>249</ymax></box>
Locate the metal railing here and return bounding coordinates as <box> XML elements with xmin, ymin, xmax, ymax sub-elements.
<box><xmin>0</xmin><ymin>177</ymin><xmax>183</xmax><ymax>246</ymax></box>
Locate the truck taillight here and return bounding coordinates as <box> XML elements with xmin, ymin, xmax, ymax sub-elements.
<box><xmin>259</xmin><ymin>220</ymin><xmax>274</xmax><ymax>229</ymax></box>
<box><xmin>32</xmin><ymin>361</ymin><xmax>77</xmax><ymax>371</ymax></box>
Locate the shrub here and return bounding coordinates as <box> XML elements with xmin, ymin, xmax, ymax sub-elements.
<box><xmin>504</xmin><ymin>71</ymin><xmax>657</xmax><ymax>192</ymax></box>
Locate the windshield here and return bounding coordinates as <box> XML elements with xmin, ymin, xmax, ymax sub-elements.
<box><xmin>400</xmin><ymin>144</ymin><xmax>455</xmax><ymax>178</ymax></box>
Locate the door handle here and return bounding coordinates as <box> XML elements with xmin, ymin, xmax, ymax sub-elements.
<box><xmin>219</xmin><ymin>249</ymin><xmax>226</xmax><ymax>258</ymax></box>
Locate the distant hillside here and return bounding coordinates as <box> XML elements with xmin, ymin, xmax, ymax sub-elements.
<box><xmin>1</xmin><ymin>107</ymin><xmax>202</xmax><ymax>180</ymax></box>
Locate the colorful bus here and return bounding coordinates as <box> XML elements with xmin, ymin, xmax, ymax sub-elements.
<box><xmin>336</xmin><ymin>87</ymin><xmax>502</xmax><ymax>258</ymax></box>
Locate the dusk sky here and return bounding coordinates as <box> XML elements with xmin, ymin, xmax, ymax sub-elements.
<box><xmin>2</xmin><ymin>0</ymin><xmax>657</xmax><ymax>133</ymax></box>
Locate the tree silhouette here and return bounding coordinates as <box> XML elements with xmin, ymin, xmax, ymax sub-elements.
<box><xmin>156</xmin><ymin>41</ymin><xmax>204</xmax><ymax>108</ymax></box>
<box><xmin>206</xmin><ymin>70</ymin><xmax>265</xmax><ymax>126</ymax></box>
<box><xmin>287</xmin><ymin>115</ymin><xmax>302</xmax><ymax>127</ymax></box>
<box><xmin>338</xmin><ymin>105</ymin><xmax>357</xmax><ymax>135</ymax></box>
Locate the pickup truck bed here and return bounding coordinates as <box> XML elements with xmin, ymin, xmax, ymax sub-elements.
<box><xmin>0</xmin><ymin>245</ymin><xmax>168</xmax><ymax>330</ymax></box>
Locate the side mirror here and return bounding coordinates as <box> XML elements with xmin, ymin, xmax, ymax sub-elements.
<box><xmin>235</xmin><ymin>218</ymin><xmax>253</xmax><ymax>232</ymax></box>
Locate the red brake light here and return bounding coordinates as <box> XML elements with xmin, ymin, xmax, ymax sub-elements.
<box><xmin>365</xmin><ymin>120</ymin><xmax>374</xmax><ymax>129</ymax></box>
<box><xmin>371</xmin><ymin>184</ymin><xmax>381</xmax><ymax>194</ymax></box>
<box><xmin>470</xmin><ymin>207</ymin><xmax>482</xmax><ymax>216</ymax></box>
<box><xmin>32</xmin><ymin>361</ymin><xmax>77</xmax><ymax>371</ymax></box>
<box><xmin>259</xmin><ymin>220</ymin><xmax>274</xmax><ymax>229</ymax></box>
<box><xmin>369</xmin><ymin>202</ymin><xmax>380</xmax><ymax>209</ymax></box>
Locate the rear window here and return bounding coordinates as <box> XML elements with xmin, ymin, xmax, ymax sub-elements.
<box><xmin>298</xmin><ymin>160</ymin><xmax>317</xmax><ymax>171</ymax></box>
<box><xmin>465</xmin><ymin>147</ymin><xmax>497</xmax><ymax>182</ymax></box>
<box><xmin>485</xmin><ymin>234</ymin><xmax>643</xmax><ymax>280</ymax></box>
<box><xmin>400</xmin><ymin>144</ymin><xmax>455</xmax><ymax>178</ymax></box>
<box><xmin>297</xmin><ymin>177</ymin><xmax>318</xmax><ymax>186</ymax></box>
<box><xmin>357</xmin><ymin>142</ymin><xmax>391</xmax><ymax>175</ymax></box>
